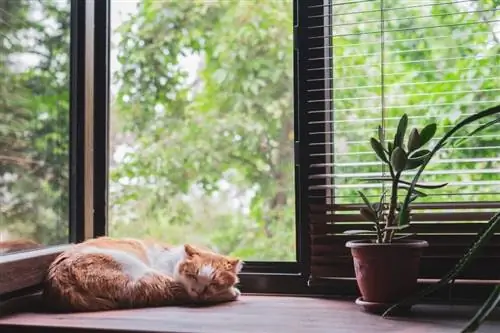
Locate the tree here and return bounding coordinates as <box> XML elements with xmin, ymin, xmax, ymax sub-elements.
<box><xmin>111</xmin><ymin>0</ymin><xmax>295</xmax><ymax>259</ymax></box>
<box><xmin>0</xmin><ymin>0</ymin><xmax>70</xmax><ymax>245</ymax></box>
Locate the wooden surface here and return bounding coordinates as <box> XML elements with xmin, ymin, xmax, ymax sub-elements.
<box><xmin>0</xmin><ymin>295</ymin><xmax>499</xmax><ymax>333</ymax></box>
<box><xmin>0</xmin><ymin>245</ymin><xmax>73</xmax><ymax>295</ymax></box>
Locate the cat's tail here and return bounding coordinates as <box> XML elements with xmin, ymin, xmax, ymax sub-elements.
<box><xmin>43</xmin><ymin>251</ymin><xmax>189</xmax><ymax>312</ymax></box>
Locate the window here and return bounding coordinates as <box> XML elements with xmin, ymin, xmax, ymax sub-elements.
<box><xmin>299</xmin><ymin>0</ymin><xmax>500</xmax><ymax>287</ymax></box>
<box><xmin>1</xmin><ymin>0</ymin><xmax>498</xmax><ymax>303</ymax></box>
<box><xmin>0</xmin><ymin>0</ymin><xmax>71</xmax><ymax>253</ymax></box>
<box><xmin>108</xmin><ymin>1</ymin><xmax>296</xmax><ymax>262</ymax></box>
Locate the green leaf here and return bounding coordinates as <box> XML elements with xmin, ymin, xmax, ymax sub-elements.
<box><xmin>383</xmin><ymin>224</ymin><xmax>410</xmax><ymax>231</ymax></box>
<box><xmin>360</xmin><ymin>207</ymin><xmax>378</xmax><ymax>222</ymax></box>
<box><xmin>405</xmin><ymin>150</ymin><xmax>431</xmax><ymax>170</ymax></box>
<box><xmin>359</xmin><ymin>177</ymin><xmax>447</xmax><ymax>189</ymax></box>
<box><xmin>392</xmin><ymin>233</ymin><xmax>416</xmax><ymax>241</ymax></box>
<box><xmin>454</xmin><ymin>117</ymin><xmax>500</xmax><ymax>147</ymax></box>
<box><xmin>419</xmin><ymin>123</ymin><xmax>437</xmax><ymax>146</ymax></box>
<box><xmin>384</xmin><ymin>212</ymin><xmax>500</xmax><ymax>318</ymax></box>
<box><xmin>343</xmin><ymin>230</ymin><xmax>379</xmax><ymax>235</ymax></box>
<box><xmin>377</xmin><ymin>125</ymin><xmax>385</xmax><ymax>146</ymax></box>
<box><xmin>398</xmin><ymin>208</ymin><xmax>411</xmax><ymax>227</ymax></box>
<box><xmin>407</xmin><ymin>128</ymin><xmax>421</xmax><ymax>152</ymax></box>
<box><xmin>393</xmin><ymin>114</ymin><xmax>408</xmax><ymax>148</ymax></box>
<box><xmin>405</xmin><ymin>157</ymin><xmax>425</xmax><ymax>170</ymax></box>
<box><xmin>399</xmin><ymin>184</ymin><xmax>428</xmax><ymax>197</ymax></box>
<box><xmin>399</xmin><ymin>105</ymin><xmax>500</xmax><ymax>228</ymax></box>
<box><xmin>370</xmin><ymin>137</ymin><xmax>389</xmax><ymax>163</ymax></box>
<box><xmin>409</xmin><ymin>149</ymin><xmax>431</xmax><ymax>160</ymax></box>
<box><xmin>387</xmin><ymin>142</ymin><xmax>394</xmax><ymax>154</ymax></box>
<box><xmin>390</xmin><ymin>147</ymin><xmax>407</xmax><ymax>172</ymax></box>
<box><xmin>357</xmin><ymin>191</ymin><xmax>374</xmax><ymax>213</ymax></box>
<box><xmin>461</xmin><ymin>285</ymin><xmax>500</xmax><ymax>333</ymax></box>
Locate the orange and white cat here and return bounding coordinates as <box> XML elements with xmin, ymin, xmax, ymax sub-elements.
<box><xmin>43</xmin><ymin>237</ymin><xmax>243</xmax><ymax>312</ymax></box>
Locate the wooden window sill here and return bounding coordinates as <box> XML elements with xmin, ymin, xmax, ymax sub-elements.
<box><xmin>0</xmin><ymin>295</ymin><xmax>499</xmax><ymax>333</ymax></box>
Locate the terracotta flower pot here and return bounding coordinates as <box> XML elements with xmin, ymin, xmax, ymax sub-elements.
<box><xmin>345</xmin><ymin>239</ymin><xmax>428</xmax><ymax>314</ymax></box>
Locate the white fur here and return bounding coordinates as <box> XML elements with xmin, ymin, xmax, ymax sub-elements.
<box><xmin>199</xmin><ymin>264</ymin><xmax>215</xmax><ymax>277</ymax></box>
<box><xmin>145</xmin><ymin>244</ymin><xmax>187</xmax><ymax>275</ymax></box>
<box><xmin>78</xmin><ymin>246</ymin><xmax>157</xmax><ymax>282</ymax></box>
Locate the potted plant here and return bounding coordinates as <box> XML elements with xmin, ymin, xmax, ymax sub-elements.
<box><xmin>381</xmin><ymin>105</ymin><xmax>500</xmax><ymax>332</ymax></box>
<box><xmin>346</xmin><ymin>104</ymin><xmax>500</xmax><ymax>316</ymax></box>
<box><xmin>345</xmin><ymin>114</ymin><xmax>445</xmax><ymax>313</ymax></box>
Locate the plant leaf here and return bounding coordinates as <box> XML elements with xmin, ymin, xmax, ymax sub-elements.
<box><xmin>392</xmin><ymin>233</ymin><xmax>416</xmax><ymax>241</ymax></box>
<box><xmin>399</xmin><ymin>104</ymin><xmax>500</xmax><ymax>232</ymax></box>
<box><xmin>405</xmin><ymin>149</ymin><xmax>431</xmax><ymax>170</ymax></box>
<box><xmin>398</xmin><ymin>208</ymin><xmax>411</xmax><ymax>226</ymax></box>
<box><xmin>370</xmin><ymin>137</ymin><xmax>389</xmax><ymax>163</ymax></box>
<box><xmin>407</xmin><ymin>128</ymin><xmax>421</xmax><ymax>152</ymax></box>
<box><xmin>358</xmin><ymin>191</ymin><xmax>373</xmax><ymax>211</ymax></box>
<box><xmin>409</xmin><ymin>149</ymin><xmax>431</xmax><ymax>160</ymax></box>
<box><xmin>394</xmin><ymin>113</ymin><xmax>408</xmax><ymax>148</ymax></box>
<box><xmin>343</xmin><ymin>230</ymin><xmax>379</xmax><ymax>235</ymax></box>
<box><xmin>360</xmin><ymin>207</ymin><xmax>378</xmax><ymax>222</ymax></box>
<box><xmin>383</xmin><ymin>224</ymin><xmax>410</xmax><ymax>231</ymax></box>
<box><xmin>390</xmin><ymin>147</ymin><xmax>407</xmax><ymax>172</ymax></box>
<box><xmin>419</xmin><ymin>123</ymin><xmax>437</xmax><ymax>146</ymax></box>
<box><xmin>405</xmin><ymin>157</ymin><xmax>425</xmax><ymax>170</ymax></box>
<box><xmin>399</xmin><ymin>184</ymin><xmax>428</xmax><ymax>197</ymax></box>
<box><xmin>383</xmin><ymin>211</ymin><xmax>500</xmax><ymax>318</ymax></box>
<box><xmin>387</xmin><ymin>141</ymin><xmax>394</xmax><ymax>154</ymax></box>
<box><xmin>409</xmin><ymin>194</ymin><xmax>419</xmax><ymax>203</ymax></box>
<box><xmin>454</xmin><ymin>117</ymin><xmax>500</xmax><ymax>148</ymax></box>
<box><xmin>461</xmin><ymin>285</ymin><xmax>500</xmax><ymax>333</ymax></box>
<box><xmin>378</xmin><ymin>125</ymin><xmax>385</xmax><ymax>146</ymax></box>
<box><xmin>359</xmin><ymin>177</ymin><xmax>447</xmax><ymax>189</ymax></box>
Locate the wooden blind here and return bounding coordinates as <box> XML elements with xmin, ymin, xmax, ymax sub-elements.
<box><xmin>297</xmin><ymin>0</ymin><xmax>500</xmax><ymax>285</ymax></box>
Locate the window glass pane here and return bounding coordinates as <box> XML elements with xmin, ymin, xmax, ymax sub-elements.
<box><xmin>109</xmin><ymin>0</ymin><xmax>295</xmax><ymax>261</ymax></box>
<box><xmin>0</xmin><ymin>0</ymin><xmax>70</xmax><ymax>254</ymax></box>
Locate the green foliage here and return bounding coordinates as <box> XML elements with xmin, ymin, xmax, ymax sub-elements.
<box><xmin>462</xmin><ymin>285</ymin><xmax>500</xmax><ymax>333</ymax></box>
<box><xmin>383</xmin><ymin>212</ymin><xmax>500</xmax><ymax>332</ymax></box>
<box><xmin>109</xmin><ymin>0</ymin><xmax>295</xmax><ymax>260</ymax></box>
<box><xmin>0</xmin><ymin>0</ymin><xmax>70</xmax><ymax>245</ymax></box>
<box><xmin>353</xmin><ymin>115</ymin><xmax>438</xmax><ymax>242</ymax></box>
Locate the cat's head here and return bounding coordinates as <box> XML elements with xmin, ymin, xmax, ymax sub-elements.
<box><xmin>175</xmin><ymin>244</ymin><xmax>243</xmax><ymax>298</ymax></box>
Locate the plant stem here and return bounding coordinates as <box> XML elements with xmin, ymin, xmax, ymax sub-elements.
<box><xmin>383</xmin><ymin>171</ymin><xmax>401</xmax><ymax>243</ymax></box>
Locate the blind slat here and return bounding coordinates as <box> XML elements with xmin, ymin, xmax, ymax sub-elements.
<box><xmin>308</xmin><ymin>30</ymin><xmax>496</xmax><ymax>50</ymax></box>
<box><xmin>308</xmin><ymin>20</ymin><xmax>500</xmax><ymax>38</ymax></box>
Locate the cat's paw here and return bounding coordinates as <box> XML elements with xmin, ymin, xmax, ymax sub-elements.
<box><xmin>229</xmin><ymin>287</ymin><xmax>241</xmax><ymax>300</ymax></box>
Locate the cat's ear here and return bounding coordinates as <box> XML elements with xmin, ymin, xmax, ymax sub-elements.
<box><xmin>229</xmin><ymin>259</ymin><xmax>243</xmax><ymax>273</ymax></box>
<box><xmin>184</xmin><ymin>244</ymin><xmax>199</xmax><ymax>257</ymax></box>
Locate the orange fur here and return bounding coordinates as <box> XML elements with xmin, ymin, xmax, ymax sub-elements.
<box><xmin>43</xmin><ymin>237</ymin><xmax>242</xmax><ymax>312</ymax></box>
<box><xmin>0</xmin><ymin>239</ymin><xmax>41</xmax><ymax>254</ymax></box>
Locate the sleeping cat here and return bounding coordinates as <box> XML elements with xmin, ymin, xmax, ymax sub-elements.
<box><xmin>43</xmin><ymin>237</ymin><xmax>243</xmax><ymax>312</ymax></box>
